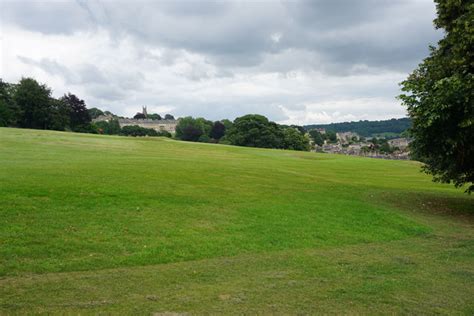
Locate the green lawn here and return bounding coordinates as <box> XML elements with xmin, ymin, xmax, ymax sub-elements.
<box><xmin>0</xmin><ymin>127</ymin><xmax>473</xmax><ymax>314</ymax></box>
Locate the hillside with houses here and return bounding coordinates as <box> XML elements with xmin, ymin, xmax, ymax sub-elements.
<box><xmin>314</xmin><ymin>129</ymin><xmax>410</xmax><ymax>160</ymax></box>
<box><xmin>305</xmin><ymin>118</ymin><xmax>412</xmax><ymax>159</ymax></box>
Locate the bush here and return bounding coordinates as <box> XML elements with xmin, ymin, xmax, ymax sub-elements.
<box><xmin>121</xmin><ymin>125</ymin><xmax>158</xmax><ymax>137</ymax></box>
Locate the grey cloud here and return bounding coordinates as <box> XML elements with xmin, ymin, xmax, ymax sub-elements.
<box><xmin>17</xmin><ymin>55</ymin><xmax>142</xmax><ymax>102</ymax></box>
<box><xmin>18</xmin><ymin>56</ymin><xmax>106</xmax><ymax>85</ymax></box>
<box><xmin>18</xmin><ymin>56</ymin><xmax>75</xmax><ymax>81</ymax></box>
<box><xmin>1</xmin><ymin>0</ymin><xmax>92</xmax><ymax>34</ymax></box>
<box><xmin>85</xmin><ymin>84</ymin><xmax>126</xmax><ymax>101</ymax></box>
<box><xmin>3</xmin><ymin>0</ymin><xmax>441</xmax><ymax>75</ymax></box>
<box><xmin>2</xmin><ymin>0</ymin><xmax>442</xmax><ymax>124</ymax></box>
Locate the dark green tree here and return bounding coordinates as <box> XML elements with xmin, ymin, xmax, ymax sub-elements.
<box><xmin>221</xmin><ymin>119</ymin><xmax>233</xmax><ymax>130</ymax></box>
<box><xmin>61</xmin><ymin>93</ymin><xmax>91</xmax><ymax>132</ymax></box>
<box><xmin>49</xmin><ymin>98</ymin><xmax>71</xmax><ymax>131</ymax></box>
<box><xmin>164</xmin><ymin>114</ymin><xmax>175</xmax><ymax>120</ymax></box>
<box><xmin>94</xmin><ymin>119</ymin><xmax>121</xmax><ymax>135</ymax></box>
<box><xmin>325</xmin><ymin>130</ymin><xmax>337</xmax><ymax>143</ymax></box>
<box><xmin>14</xmin><ymin>78</ymin><xmax>52</xmax><ymax>129</ymax></box>
<box><xmin>133</xmin><ymin>113</ymin><xmax>146</xmax><ymax>120</ymax></box>
<box><xmin>226</xmin><ymin>114</ymin><xmax>284</xmax><ymax>149</ymax></box>
<box><xmin>0</xmin><ymin>80</ymin><xmax>18</xmax><ymax>127</ymax></box>
<box><xmin>399</xmin><ymin>0</ymin><xmax>474</xmax><ymax>192</ymax></box>
<box><xmin>290</xmin><ymin>125</ymin><xmax>306</xmax><ymax>135</ymax></box>
<box><xmin>210</xmin><ymin>121</ymin><xmax>226</xmax><ymax>140</ymax></box>
<box><xmin>148</xmin><ymin>113</ymin><xmax>162</xmax><ymax>120</ymax></box>
<box><xmin>175</xmin><ymin>116</ymin><xmax>208</xmax><ymax>142</ymax></box>
<box><xmin>121</xmin><ymin>125</ymin><xmax>158</xmax><ymax>137</ymax></box>
<box><xmin>309</xmin><ymin>129</ymin><xmax>324</xmax><ymax>146</ymax></box>
<box><xmin>196</xmin><ymin>118</ymin><xmax>213</xmax><ymax>137</ymax></box>
<box><xmin>88</xmin><ymin>107</ymin><xmax>104</xmax><ymax>119</ymax></box>
<box><xmin>283</xmin><ymin>128</ymin><xmax>310</xmax><ymax>151</ymax></box>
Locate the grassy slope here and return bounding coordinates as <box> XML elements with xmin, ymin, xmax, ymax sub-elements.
<box><xmin>0</xmin><ymin>127</ymin><xmax>473</xmax><ymax>314</ymax></box>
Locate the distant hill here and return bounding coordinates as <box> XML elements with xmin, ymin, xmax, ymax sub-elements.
<box><xmin>304</xmin><ymin>118</ymin><xmax>411</xmax><ymax>138</ymax></box>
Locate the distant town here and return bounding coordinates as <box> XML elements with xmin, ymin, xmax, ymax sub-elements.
<box><xmin>93</xmin><ymin>106</ymin><xmax>412</xmax><ymax>160</ymax></box>
<box><xmin>309</xmin><ymin>129</ymin><xmax>411</xmax><ymax>160</ymax></box>
<box><xmin>1</xmin><ymin>76</ymin><xmax>412</xmax><ymax>160</ymax></box>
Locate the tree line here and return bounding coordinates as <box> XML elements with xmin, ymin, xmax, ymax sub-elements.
<box><xmin>304</xmin><ymin>118</ymin><xmax>412</xmax><ymax>138</ymax></box>
<box><xmin>174</xmin><ymin>114</ymin><xmax>310</xmax><ymax>151</ymax></box>
<box><xmin>0</xmin><ymin>78</ymin><xmax>94</xmax><ymax>132</ymax></box>
<box><xmin>398</xmin><ymin>0</ymin><xmax>473</xmax><ymax>192</ymax></box>
<box><xmin>0</xmin><ymin>77</ymin><xmax>172</xmax><ymax>137</ymax></box>
<box><xmin>0</xmin><ymin>77</ymin><xmax>310</xmax><ymax>151</ymax></box>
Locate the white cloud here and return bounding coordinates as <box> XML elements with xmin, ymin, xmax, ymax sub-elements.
<box><xmin>0</xmin><ymin>1</ymin><xmax>440</xmax><ymax>124</ymax></box>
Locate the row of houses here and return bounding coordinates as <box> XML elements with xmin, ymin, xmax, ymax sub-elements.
<box><xmin>313</xmin><ymin>130</ymin><xmax>411</xmax><ymax>160</ymax></box>
<box><xmin>319</xmin><ymin>141</ymin><xmax>411</xmax><ymax>159</ymax></box>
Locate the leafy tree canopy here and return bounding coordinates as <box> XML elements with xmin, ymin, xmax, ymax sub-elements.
<box><xmin>61</xmin><ymin>93</ymin><xmax>91</xmax><ymax>132</ymax></box>
<box><xmin>226</xmin><ymin>114</ymin><xmax>284</xmax><ymax>149</ymax></box>
<box><xmin>399</xmin><ymin>0</ymin><xmax>474</xmax><ymax>192</ymax></box>
<box><xmin>14</xmin><ymin>78</ymin><xmax>52</xmax><ymax>129</ymax></box>
<box><xmin>175</xmin><ymin>116</ymin><xmax>212</xmax><ymax>142</ymax></box>
<box><xmin>210</xmin><ymin>121</ymin><xmax>226</xmax><ymax>140</ymax></box>
<box><xmin>305</xmin><ymin>118</ymin><xmax>411</xmax><ymax>138</ymax></box>
<box><xmin>148</xmin><ymin>113</ymin><xmax>162</xmax><ymax>120</ymax></box>
<box><xmin>309</xmin><ymin>129</ymin><xmax>324</xmax><ymax>146</ymax></box>
<box><xmin>0</xmin><ymin>80</ymin><xmax>18</xmax><ymax>127</ymax></box>
<box><xmin>283</xmin><ymin>127</ymin><xmax>310</xmax><ymax>151</ymax></box>
<box><xmin>133</xmin><ymin>113</ymin><xmax>146</xmax><ymax>120</ymax></box>
<box><xmin>88</xmin><ymin>107</ymin><xmax>104</xmax><ymax>119</ymax></box>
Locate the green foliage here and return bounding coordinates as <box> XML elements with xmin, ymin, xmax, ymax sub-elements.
<box><xmin>120</xmin><ymin>125</ymin><xmax>159</xmax><ymax>137</ymax></box>
<box><xmin>175</xmin><ymin>116</ymin><xmax>203</xmax><ymax>141</ymax></box>
<box><xmin>159</xmin><ymin>130</ymin><xmax>172</xmax><ymax>138</ymax></box>
<box><xmin>283</xmin><ymin>127</ymin><xmax>310</xmax><ymax>151</ymax></box>
<box><xmin>88</xmin><ymin>107</ymin><xmax>104</xmax><ymax>119</ymax></box>
<box><xmin>366</xmin><ymin>138</ymin><xmax>397</xmax><ymax>154</ymax></box>
<box><xmin>164</xmin><ymin>114</ymin><xmax>175</xmax><ymax>120</ymax></box>
<box><xmin>399</xmin><ymin>0</ymin><xmax>474</xmax><ymax>193</ymax></box>
<box><xmin>221</xmin><ymin>118</ymin><xmax>233</xmax><ymax>130</ymax></box>
<box><xmin>326</xmin><ymin>130</ymin><xmax>337</xmax><ymax>143</ymax></box>
<box><xmin>0</xmin><ymin>80</ymin><xmax>18</xmax><ymax>127</ymax></box>
<box><xmin>210</xmin><ymin>121</ymin><xmax>226</xmax><ymax>140</ymax></box>
<box><xmin>226</xmin><ymin>114</ymin><xmax>284</xmax><ymax>149</ymax></box>
<box><xmin>218</xmin><ymin>135</ymin><xmax>231</xmax><ymax>145</ymax></box>
<box><xmin>14</xmin><ymin>78</ymin><xmax>52</xmax><ymax>129</ymax></box>
<box><xmin>61</xmin><ymin>93</ymin><xmax>91</xmax><ymax>132</ymax></box>
<box><xmin>94</xmin><ymin>119</ymin><xmax>121</xmax><ymax>135</ymax></box>
<box><xmin>287</xmin><ymin>124</ymin><xmax>306</xmax><ymax>135</ymax></box>
<box><xmin>175</xmin><ymin>116</ymin><xmax>212</xmax><ymax>142</ymax></box>
<box><xmin>309</xmin><ymin>129</ymin><xmax>324</xmax><ymax>146</ymax></box>
<box><xmin>379</xmin><ymin>141</ymin><xmax>394</xmax><ymax>154</ymax></box>
<box><xmin>48</xmin><ymin>98</ymin><xmax>71</xmax><ymax>131</ymax></box>
<box><xmin>148</xmin><ymin>113</ymin><xmax>162</xmax><ymax>120</ymax></box>
<box><xmin>198</xmin><ymin>134</ymin><xmax>211</xmax><ymax>143</ymax></box>
<box><xmin>1</xmin><ymin>78</ymin><xmax>93</xmax><ymax>132</ymax></box>
<box><xmin>133</xmin><ymin>113</ymin><xmax>147</xmax><ymax>120</ymax></box>
<box><xmin>305</xmin><ymin>118</ymin><xmax>411</xmax><ymax>137</ymax></box>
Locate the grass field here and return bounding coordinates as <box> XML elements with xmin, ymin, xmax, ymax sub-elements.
<box><xmin>0</xmin><ymin>127</ymin><xmax>473</xmax><ymax>314</ymax></box>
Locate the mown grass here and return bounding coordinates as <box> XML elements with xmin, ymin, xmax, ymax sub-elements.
<box><xmin>0</xmin><ymin>127</ymin><xmax>473</xmax><ymax>314</ymax></box>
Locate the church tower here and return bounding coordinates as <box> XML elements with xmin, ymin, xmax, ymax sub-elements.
<box><xmin>142</xmin><ymin>106</ymin><xmax>148</xmax><ymax>118</ymax></box>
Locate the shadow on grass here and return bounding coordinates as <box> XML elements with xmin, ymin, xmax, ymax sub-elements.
<box><xmin>378</xmin><ymin>190</ymin><xmax>474</xmax><ymax>223</ymax></box>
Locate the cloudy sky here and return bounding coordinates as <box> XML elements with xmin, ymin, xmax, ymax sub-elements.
<box><xmin>0</xmin><ymin>0</ymin><xmax>441</xmax><ymax>124</ymax></box>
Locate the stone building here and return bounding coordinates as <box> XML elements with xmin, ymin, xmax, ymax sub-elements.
<box><xmin>117</xmin><ymin>118</ymin><xmax>178</xmax><ymax>133</ymax></box>
<box><xmin>336</xmin><ymin>132</ymin><xmax>359</xmax><ymax>144</ymax></box>
<box><xmin>388</xmin><ymin>138</ymin><xmax>410</xmax><ymax>150</ymax></box>
<box><xmin>92</xmin><ymin>110</ymin><xmax>178</xmax><ymax>133</ymax></box>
